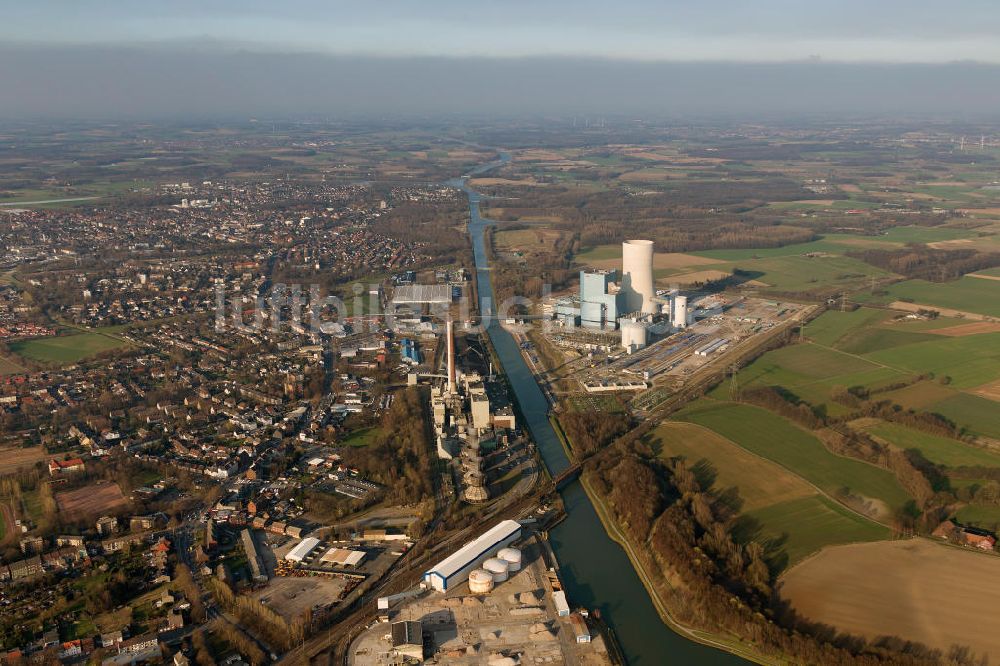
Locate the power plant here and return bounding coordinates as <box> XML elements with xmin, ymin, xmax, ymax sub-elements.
<box><xmin>552</xmin><ymin>238</ymin><xmax>696</xmax><ymax>352</ymax></box>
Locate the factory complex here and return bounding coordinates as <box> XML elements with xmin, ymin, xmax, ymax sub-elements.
<box><xmin>352</xmin><ymin>521</ymin><xmax>612</xmax><ymax>665</ymax></box>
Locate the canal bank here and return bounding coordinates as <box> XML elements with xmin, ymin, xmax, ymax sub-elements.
<box><xmin>454</xmin><ymin>155</ymin><xmax>748</xmax><ymax>665</ymax></box>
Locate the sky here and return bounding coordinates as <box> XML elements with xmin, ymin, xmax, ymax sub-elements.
<box><xmin>8</xmin><ymin>0</ymin><xmax>1000</xmax><ymax>62</ymax></box>
<box><xmin>3</xmin><ymin>1</ymin><xmax>1000</xmax><ymax>120</ymax></box>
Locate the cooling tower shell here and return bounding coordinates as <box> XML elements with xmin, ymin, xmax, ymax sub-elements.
<box><xmin>622</xmin><ymin>240</ymin><xmax>655</xmax><ymax>314</ymax></box>
<box><xmin>469</xmin><ymin>568</ymin><xmax>495</xmax><ymax>594</ymax></box>
<box><xmin>497</xmin><ymin>547</ymin><xmax>522</xmax><ymax>572</ymax></box>
<box><xmin>483</xmin><ymin>557</ymin><xmax>510</xmax><ymax>582</ymax></box>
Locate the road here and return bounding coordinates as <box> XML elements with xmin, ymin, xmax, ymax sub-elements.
<box><xmin>0</xmin><ymin>196</ymin><xmax>101</xmax><ymax>206</ymax></box>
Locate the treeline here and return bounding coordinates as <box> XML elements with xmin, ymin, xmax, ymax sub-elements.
<box><xmin>585</xmin><ymin>437</ymin><xmax>970</xmax><ymax>665</ymax></box>
<box><xmin>849</xmin><ymin>247</ymin><xmax>1000</xmax><ymax>281</ymax></box>
<box><xmin>207</xmin><ymin>577</ymin><xmax>306</xmax><ymax>652</ymax></box>
<box><xmin>559</xmin><ymin>410</ymin><xmax>631</xmax><ymax>459</ymax></box>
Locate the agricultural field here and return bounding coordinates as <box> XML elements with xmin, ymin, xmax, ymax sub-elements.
<box><xmin>56</xmin><ymin>482</ymin><xmax>130</xmax><ymax>521</ymax></box>
<box><xmin>9</xmin><ymin>330</ymin><xmax>130</xmax><ymax>364</ymax></box>
<box><xmin>0</xmin><ymin>446</ymin><xmax>46</xmax><ymax>476</ymax></box>
<box><xmin>651</xmin><ymin>421</ymin><xmax>887</xmax><ymax>568</ymax></box>
<box><xmin>742</xmin><ymin>496</ymin><xmax>890</xmax><ymax>567</ymax></box>
<box><xmin>0</xmin><ymin>355</ymin><xmax>28</xmax><ymax>375</ymax></box>
<box><xmin>675</xmin><ymin>401</ymin><xmax>911</xmax><ymax>518</ymax></box>
<box><xmin>650</xmin><ymin>422</ymin><xmax>815</xmax><ymax>511</ymax></box>
<box><xmin>873</xmin><ymin>276</ymin><xmax>1000</xmax><ymax>318</ymax></box>
<box><xmin>779</xmin><ymin>539</ymin><xmax>1000</xmax><ymax>661</ymax></box>
<box><xmin>726</xmin><ymin>308</ymin><xmax>1000</xmax><ymax>441</ymax></box>
<box><xmin>954</xmin><ymin>504</ymin><xmax>1000</xmax><ymax>532</ymax></box>
<box><xmin>860</xmin><ymin>421</ymin><xmax>1000</xmax><ymax>468</ymax></box>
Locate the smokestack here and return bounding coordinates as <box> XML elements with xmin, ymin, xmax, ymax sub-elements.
<box><xmin>622</xmin><ymin>240</ymin><xmax>655</xmax><ymax>314</ymax></box>
<box><xmin>447</xmin><ymin>318</ymin><xmax>456</xmax><ymax>395</ymax></box>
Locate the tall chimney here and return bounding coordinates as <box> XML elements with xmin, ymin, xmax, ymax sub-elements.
<box><xmin>447</xmin><ymin>318</ymin><xmax>456</xmax><ymax>395</ymax></box>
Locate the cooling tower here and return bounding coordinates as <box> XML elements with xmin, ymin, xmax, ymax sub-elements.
<box><xmin>622</xmin><ymin>240</ymin><xmax>655</xmax><ymax>314</ymax></box>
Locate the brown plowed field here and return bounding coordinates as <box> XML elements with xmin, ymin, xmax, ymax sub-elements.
<box><xmin>56</xmin><ymin>483</ymin><xmax>129</xmax><ymax>521</ymax></box>
<box><xmin>780</xmin><ymin>539</ymin><xmax>1000</xmax><ymax>660</ymax></box>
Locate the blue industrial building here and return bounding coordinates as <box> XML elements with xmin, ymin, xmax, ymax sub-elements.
<box><xmin>579</xmin><ymin>269</ymin><xmax>623</xmax><ymax>329</ymax></box>
<box><xmin>400</xmin><ymin>338</ymin><xmax>421</xmax><ymax>365</ymax></box>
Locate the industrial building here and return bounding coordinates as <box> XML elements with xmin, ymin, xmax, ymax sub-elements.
<box><xmin>400</xmin><ymin>338</ymin><xmax>421</xmax><ymax>365</ymax></box>
<box><xmin>285</xmin><ymin>536</ymin><xmax>320</xmax><ymax>563</ymax></box>
<box><xmin>320</xmin><ymin>547</ymin><xmax>366</xmax><ymax>567</ymax></box>
<box><xmin>389</xmin><ymin>620</ymin><xmax>424</xmax><ymax>660</ymax></box>
<box><xmin>392</xmin><ymin>284</ymin><xmax>452</xmax><ymax>304</ymax></box>
<box><xmin>579</xmin><ymin>269</ymin><xmax>623</xmax><ymax>329</ymax></box>
<box><xmin>422</xmin><ymin>520</ymin><xmax>521</xmax><ymax>592</ymax></box>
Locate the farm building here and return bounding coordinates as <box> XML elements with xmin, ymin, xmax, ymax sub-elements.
<box><xmin>285</xmin><ymin>537</ymin><xmax>320</xmax><ymax>562</ymax></box>
<box><xmin>422</xmin><ymin>520</ymin><xmax>521</xmax><ymax>592</ymax></box>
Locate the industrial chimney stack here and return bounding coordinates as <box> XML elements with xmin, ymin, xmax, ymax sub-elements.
<box><xmin>447</xmin><ymin>318</ymin><xmax>457</xmax><ymax>395</ymax></box>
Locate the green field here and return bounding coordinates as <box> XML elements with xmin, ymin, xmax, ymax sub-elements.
<box><xmin>954</xmin><ymin>504</ymin><xmax>1000</xmax><ymax>531</ymax></box>
<box><xmin>574</xmin><ymin>244</ymin><xmax>622</xmax><ymax>262</ymax></box>
<box><xmin>9</xmin><ymin>331</ymin><xmax>129</xmax><ymax>364</ymax></box>
<box><xmin>931</xmin><ymin>393</ymin><xmax>1000</xmax><ymax>440</ymax></box>
<box><xmin>803</xmin><ymin>308</ymin><xmax>890</xmax><ymax>347</ymax></box>
<box><xmin>864</xmin><ymin>332</ymin><xmax>1000</xmax><ymax>389</ymax></box>
<box><xmin>676</xmin><ymin>401</ymin><xmax>912</xmax><ymax>514</ymax></box>
<box><xmin>650</xmin><ymin>422</ymin><xmax>815</xmax><ymax>511</ymax></box>
<box><xmin>744</xmin><ymin>495</ymin><xmax>891</xmax><ymax>566</ymax></box>
<box><xmin>863</xmin><ymin>421</ymin><xmax>1000</xmax><ymax>468</ymax></box>
<box><xmin>341</xmin><ymin>426</ymin><xmax>382</xmax><ymax>447</ymax></box>
<box><xmin>878</xmin><ymin>277</ymin><xmax>1000</xmax><ymax>318</ymax></box>
<box><xmin>707</xmin><ymin>341</ymin><xmax>904</xmax><ymax>406</ymax></box>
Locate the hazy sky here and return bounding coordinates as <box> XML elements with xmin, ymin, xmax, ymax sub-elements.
<box><xmin>3</xmin><ymin>2</ymin><xmax>1000</xmax><ymax>120</ymax></box>
<box><xmin>8</xmin><ymin>0</ymin><xmax>1000</xmax><ymax>62</ymax></box>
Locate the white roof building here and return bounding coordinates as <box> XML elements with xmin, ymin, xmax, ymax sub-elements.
<box><xmin>285</xmin><ymin>537</ymin><xmax>320</xmax><ymax>562</ymax></box>
<box><xmin>423</xmin><ymin>520</ymin><xmax>521</xmax><ymax>592</ymax></box>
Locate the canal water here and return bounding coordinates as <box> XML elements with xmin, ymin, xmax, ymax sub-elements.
<box><xmin>451</xmin><ymin>157</ymin><xmax>745</xmax><ymax>665</ymax></box>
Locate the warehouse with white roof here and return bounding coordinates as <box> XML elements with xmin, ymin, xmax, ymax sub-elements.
<box><xmin>422</xmin><ymin>520</ymin><xmax>521</xmax><ymax>592</ymax></box>
<box><xmin>285</xmin><ymin>537</ymin><xmax>320</xmax><ymax>562</ymax></box>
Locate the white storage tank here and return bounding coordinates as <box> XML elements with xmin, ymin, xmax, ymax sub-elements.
<box><xmin>619</xmin><ymin>319</ymin><xmax>648</xmax><ymax>352</ymax></box>
<box><xmin>497</xmin><ymin>547</ymin><xmax>522</xmax><ymax>572</ymax></box>
<box><xmin>483</xmin><ymin>557</ymin><xmax>510</xmax><ymax>583</ymax></box>
<box><xmin>468</xmin><ymin>568</ymin><xmax>495</xmax><ymax>594</ymax></box>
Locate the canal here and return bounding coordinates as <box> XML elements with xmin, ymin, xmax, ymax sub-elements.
<box><xmin>451</xmin><ymin>155</ymin><xmax>746</xmax><ymax>665</ymax></box>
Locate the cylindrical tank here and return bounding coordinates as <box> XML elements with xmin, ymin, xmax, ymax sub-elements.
<box><xmin>483</xmin><ymin>557</ymin><xmax>509</xmax><ymax>582</ymax></box>
<box><xmin>497</xmin><ymin>547</ymin><xmax>522</xmax><ymax>572</ymax></box>
<box><xmin>619</xmin><ymin>319</ymin><xmax>648</xmax><ymax>352</ymax></box>
<box><xmin>672</xmin><ymin>295</ymin><xmax>688</xmax><ymax>329</ymax></box>
<box><xmin>622</xmin><ymin>239</ymin><xmax>655</xmax><ymax>314</ymax></box>
<box><xmin>468</xmin><ymin>568</ymin><xmax>495</xmax><ymax>594</ymax></box>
